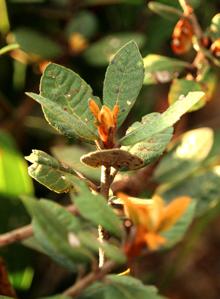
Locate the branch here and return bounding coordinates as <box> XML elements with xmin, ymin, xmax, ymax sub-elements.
<box><xmin>63</xmin><ymin>260</ymin><xmax>116</xmax><ymax>297</ymax></box>
<box><xmin>0</xmin><ymin>205</ymin><xmax>77</xmax><ymax>247</ymax></box>
<box><xmin>98</xmin><ymin>166</ymin><xmax>112</xmax><ymax>267</ymax></box>
<box><xmin>178</xmin><ymin>0</ymin><xmax>210</xmax><ymax>68</ymax></box>
<box><xmin>179</xmin><ymin>0</ymin><xmax>203</xmax><ymax>45</ymax></box>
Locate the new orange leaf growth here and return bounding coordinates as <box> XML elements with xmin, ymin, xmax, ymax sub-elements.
<box><xmin>89</xmin><ymin>99</ymin><xmax>119</xmax><ymax>148</ymax></box>
<box><xmin>171</xmin><ymin>18</ymin><xmax>194</xmax><ymax>55</ymax></box>
<box><xmin>117</xmin><ymin>193</ymin><xmax>191</xmax><ymax>258</ymax></box>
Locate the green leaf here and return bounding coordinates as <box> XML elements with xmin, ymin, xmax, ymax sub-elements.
<box><xmin>22</xmin><ymin>196</ymin><xmax>92</xmax><ymax>270</ymax></box>
<box><xmin>105</xmin><ymin>275</ymin><xmax>166</xmax><ymax>299</ymax></box>
<box><xmin>154</xmin><ymin>128</ymin><xmax>214</xmax><ymax>183</ymax></box>
<box><xmin>51</xmin><ymin>145</ymin><xmax>100</xmax><ymax>181</ymax></box>
<box><xmin>78</xmin><ymin>231</ymin><xmax>126</xmax><ymax>264</ymax></box>
<box><xmin>0</xmin><ymin>130</ymin><xmax>33</xmax><ymax>197</ymax></box>
<box><xmin>40</xmin><ymin>63</ymin><xmax>101</xmax><ymax>140</ymax></box>
<box><xmin>25</xmin><ymin>150</ymin><xmax>78</xmax><ymax>193</ymax></box>
<box><xmin>143</xmin><ymin>55</ymin><xmax>190</xmax><ymax>85</ymax></box>
<box><xmin>122</xmin><ymin>113</ymin><xmax>173</xmax><ymax>167</ymax></box>
<box><xmin>27</xmin><ymin>63</ymin><xmax>101</xmax><ymax>141</ymax></box>
<box><xmin>26</xmin><ymin>93</ymin><xmax>97</xmax><ymax>142</ymax></box>
<box><xmin>11</xmin><ymin>27</ymin><xmax>62</xmax><ymax>59</ymax></box>
<box><xmin>103</xmin><ymin>41</ymin><xmax>144</xmax><ymax>127</ymax></box>
<box><xmin>65</xmin><ymin>11</ymin><xmax>98</xmax><ymax>39</ymax></box>
<box><xmin>79</xmin><ymin>275</ymin><xmax>166</xmax><ymax>299</ymax></box>
<box><xmin>168</xmin><ymin>79</ymin><xmax>205</xmax><ymax>111</ymax></box>
<box><xmin>83</xmin><ymin>33</ymin><xmax>146</xmax><ymax>66</ymax></box>
<box><xmin>148</xmin><ymin>2</ymin><xmax>182</xmax><ymax>20</ymax></box>
<box><xmin>70</xmin><ymin>179</ymin><xmax>122</xmax><ymax>238</ymax></box>
<box><xmin>120</xmin><ymin>91</ymin><xmax>204</xmax><ymax>146</ymax></box>
<box><xmin>162</xmin><ymin>201</ymin><xmax>196</xmax><ymax>247</ymax></box>
<box><xmin>157</xmin><ymin>166</ymin><xmax>220</xmax><ymax>215</ymax></box>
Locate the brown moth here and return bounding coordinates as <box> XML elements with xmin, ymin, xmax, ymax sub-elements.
<box><xmin>81</xmin><ymin>149</ymin><xmax>144</xmax><ymax>170</ymax></box>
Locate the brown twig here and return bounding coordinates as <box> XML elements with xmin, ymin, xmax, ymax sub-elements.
<box><xmin>63</xmin><ymin>260</ymin><xmax>116</xmax><ymax>297</ymax></box>
<box><xmin>178</xmin><ymin>0</ymin><xmax>207</xmax><ymax>62</ymax></box>
<box><xmin>0</xmin><ymin>205</ymin><xmax>77</xmax><ymax>247</ymax></box>
<box><xmin>179</xmin><ymin>0</ymin><xmax>203</xmax><ymax>38</ymax></box>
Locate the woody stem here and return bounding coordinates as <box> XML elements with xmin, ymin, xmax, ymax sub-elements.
<box><xmin>98</xmin><ymin>165</ymin><xmax>111</xmax><ymax>268</ymax></box>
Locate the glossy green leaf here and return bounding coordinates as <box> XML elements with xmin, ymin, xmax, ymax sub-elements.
<box><xmin>70</xmin><ymin>179</ymin><xmax>122</xmax><ymax>238</ymax></box>
<box><xmin>162</xmin><ymin>201</ymin><xmax>196</xmax><ymax>247</ymax></box>
<box><xmin>143</xmin><ymin>55</ymin><xmax>190</xmax><ymax>84</ymax></box>
<box><xmin>168</xmin><ymin>79</ymin><xmax>205</xmax><ymax>111</ymax></box>
<box><xmin>25</xmin><ymin>150</ymin><xmax>78</xmax><ymax>193</ymax></box>
<box><xmin>51</xmin><ymin>145</ymin><xmax>100</xmax><ymax>181</ymax></box>
<box><xmin>103</xmin><ymin>41</ymin><xmax>144</xmax><ymax>127</ymax></box>
<box><xmin>154</xmin><ymin>128</ymin><xmax>214</xmax><ymax>183</ymax></box>
<box><xmin>65</xmin><ymin>11</ymin><xmax>98</xmax><ymax>39</ymax></box>
<box><xmin>148</xmin><ymin>2</ymin><xmax>182</xmax><ymax>20</ymax></box>
<box><xmin>27</xmin><ymin>63</ymin><xmax>101</xmax><ymax>141</ymax></box>
<box><xmin>157</xmin><ymin>166</ymin><xmax>220</xmax><ymax>215</ymax></box>
<box><xmin>11</xmin><ymin>27</ymin><xmax>62</xmax><ymax>59</ymax></box>
<box><xmin>83</xmin><ymin>33</ymin><xmax>146</xmax><ymax>66</ymax></box>
<box><xmin>122</xmin><ymin>113</ymin><xmax>173</xmax><ymax>167</ymax></box>
<box><xmin>0</xmin><ymin>130</ymin><xmax>33</xmax><ymax>197</ymax></box>
<box><xmin>79</xmin><ymin>275</ymin><xmax>166</xmax><ymax>299</ymax></box>
<box><xmin>22</xmin><ymin>196</ymin><xmax>92</xmax><ymax>270</ymax></box>
<box><xmin>120</xmin><ymin>91</ymin><xmax>204</xmax><ymax>146</ymax></box>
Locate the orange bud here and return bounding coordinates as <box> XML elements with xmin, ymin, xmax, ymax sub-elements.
<box><xmin>89</xmin><ymin>100</ymin><xmax>119</xmax><ymax>146</ymax></box>
<box><xmin>113</xmin><ymin>104</ymin><xmax>119</xmax><ymax>126</ymax></box>
<box><xmin>99</xmin><ymin>106</ymin><xmax>115</xmax><ymax>129</ymax></box>
<box><xmin>171</xmin><ymin>18</ymin><xmax>193</xmax><ymax>55</ymax></box>
<box><xmin>89</xmin><ymin>99</ymin><xmax>100</xmax><ymax>120</ymax></box>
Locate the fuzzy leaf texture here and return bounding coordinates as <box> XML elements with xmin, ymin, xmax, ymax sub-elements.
<box><xmin>120</xmin><ymin>91</ymin><xmax>204</xmax><ymax>146</ymax></box>
<box><xmin>27</xmin><ymin>63</ymin><xmax>101</xmax><ymax>142</ymax></box>
<box><xmin>25</xmin><ymin>150</ymin><xmax>78</xmax><ymax>193</ymax></box>
<box><xmin>70</xmin><ymin>179</ymin><xmax>122</xmax><ymax>238</ymax></box>
<box><xmin>22</xmin><ymin>196</ymin><xmax>93</xmax><ymax>270</ymax></box>
<box><xmin>122</xmin><ymin>113</ymin><xmax>173</xmax><ymax>167</ymax></box>
<box><xmin>103</xmin><ymin>41</ymin><xmax>144</xmax><ymax>127</ymax></box>
<box><xmin>168</xmin><ymin>79</ymin><xmax>205</xmax><ymax>111</ymax></box>
<box><xmin>78</xmin><ymin>275</ymin><xmax>166</xmax><ymax>299</ymax></box>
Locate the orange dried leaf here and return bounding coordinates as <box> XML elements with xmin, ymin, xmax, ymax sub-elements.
<box><xmin>159</xmin><ymin>196</ymin><xmax>191</xmax><ymax>232</ymax></box>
